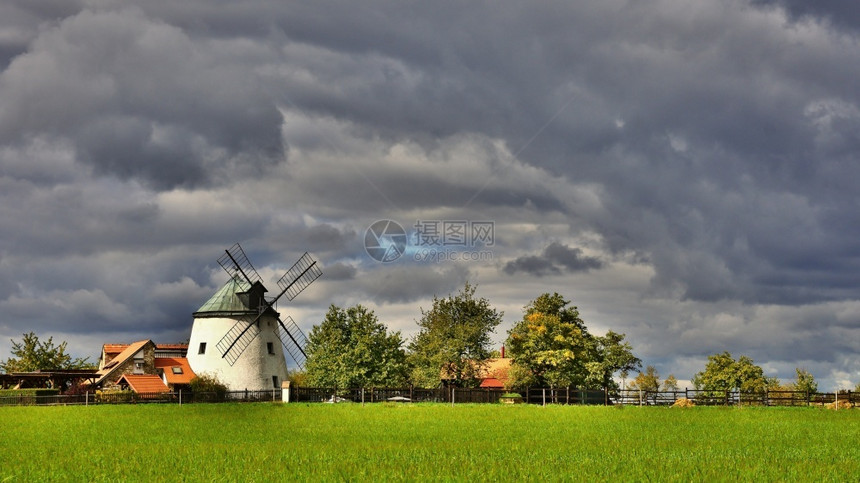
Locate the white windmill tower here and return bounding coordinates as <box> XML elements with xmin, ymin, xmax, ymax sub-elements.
<box><xmin>187</xmin><ymin>243</ymin><xmax>321</xmax><ymax>391</ymax></box>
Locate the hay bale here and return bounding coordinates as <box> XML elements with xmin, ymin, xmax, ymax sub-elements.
<box><xmin>824</xmin><ymin>399</ymin><xmax>852</xmax><ymax>410</ymax></box>
<box><xmin>672</xmin><ymin>397</ymin><xmax>695</xmax><ymax>408</ymax></box>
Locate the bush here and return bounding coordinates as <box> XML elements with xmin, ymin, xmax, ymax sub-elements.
<box><xmin>190</xmin><ymin>372</ymin><xmax>228</xmax><ymax>400</ymax></box>
<box><xmin>0</xmin><ymin>389</ymin><xmax>61</xmax><ymax>397</ymax></box>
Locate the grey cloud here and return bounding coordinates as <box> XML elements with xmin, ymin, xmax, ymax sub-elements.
<box><xmin>3</xmin><ymin>0</ymin><xmax>860</xmax><ymax>388</ymax></box>
<box><xmin>504</xmin><ymin>242</ymin><xmax>603</xmax><ymax>277</ymax></box>
<box><xmin>0</xmin><ymin>8</ymin><xmax>283</xmax><ymax>190</ymax></box>
<box><xmin>320</xmin><ymin>262</ymin><xmax>357</xmax><ymax>281</ymax></box>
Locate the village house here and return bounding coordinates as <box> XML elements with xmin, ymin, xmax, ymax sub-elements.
<box><xmin>93</xmin><ymin>340</ymin><xmax>195</xmax><ymax>393</ymax></box>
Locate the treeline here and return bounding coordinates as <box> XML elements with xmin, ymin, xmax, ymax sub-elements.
<box><xmin>300</xmin><ymin>282</ymin><xmax>851</xmax><ymax>393</ymax></box>
<box><xmin>299</xmin><ymin>282</ymin><xmax>641</xmax><ymax>390</ymax></box>
<box><xmin>628</xmin><ymin>354</ymin><xmax>822</xmax><ymax>395</ymax></box>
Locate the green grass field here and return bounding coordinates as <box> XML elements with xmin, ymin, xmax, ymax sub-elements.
<box><xmin>1</xmin><ymin>403</ymin><xmax>857</xmax><ymax>481</ymax></box>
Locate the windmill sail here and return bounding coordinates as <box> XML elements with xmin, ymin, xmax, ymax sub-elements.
<box><xmin>218</xmin><ymin>243</ymin><xmax>262</xmax><ymax>286</ymax></box>
<box><xmin>215</xmin><ymin>316</ymin><xmax>261</xmax><ymax>366</ymax></box>
<box><xmin>276</xmin><ymin>316</ymin><xmax>310</xmax><ymax>369</ymax></box>
<box><xmin>277</xmin><ymin>252</ymin><xmax>322</xmax><ymax>301</ymax></box>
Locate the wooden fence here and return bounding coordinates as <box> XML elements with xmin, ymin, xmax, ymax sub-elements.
<box><xmin>1</xmin><ymin>387</ymin><xmax>858</xmax><ymax>407</ymax></box>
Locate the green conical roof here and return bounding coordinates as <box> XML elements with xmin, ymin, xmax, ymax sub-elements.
<box><xmin>194</xmin><ymin>276</ymin><xmax>253</xmax><ymax>315</ymax></box>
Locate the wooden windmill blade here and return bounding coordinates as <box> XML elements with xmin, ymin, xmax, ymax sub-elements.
<box><xmin>215</xmin><ymin>314</ymin><xmax>262</xmax><ymax>366</ymax></box>
<box><xmin>217</xmin><ymin>243</ymin><xmax>262</xmax><ymax>286</ymax></box>
<box><xmin>277</xmin><ymin>252</ymin><xmax>322</xmax><ymax>301</ymax></box>
<box><xmin>275</xmin><ymin>315</ymin><xmax>310</xmax><ymax>369</ymax></box>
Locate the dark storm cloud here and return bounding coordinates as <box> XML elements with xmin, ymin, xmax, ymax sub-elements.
<box><xmin>753</xmin><ymin>0</ymin><xmax>860</xmax><ymax>31</ymax></box>
<box><xmin>504</xmin><ymin>243</ymin><xmax>603</xmax><ymax>277</ymax></box>
<box><xmin>0</xmin><ymin>8</ymin><xmax>283</xmax><ymax>190</ymax></box>
<box><xmin>2</xmin><ymin>0</ymin><xmax>860</xmax><ymax>387</ymax></box>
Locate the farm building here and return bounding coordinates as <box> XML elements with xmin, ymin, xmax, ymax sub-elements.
<box><xmin>440</xmin><ymin>347</ymin><xmax>512</xmax><ymax>389</ymax></box>
<box><xmin>93</xmin><ymin>340</ymin><xmax>196</xmax><ymax>392</ymax></box>
<box><xmin>478</xmin><ymin>357</ymin><xmax>512</xmax><ymax>389</ymax></box>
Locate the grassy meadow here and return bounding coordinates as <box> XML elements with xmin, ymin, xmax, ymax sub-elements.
<box><xmin>1</xmin><ymin>403</ymin><xmax>857</xmax><ymax>481</ymax></box>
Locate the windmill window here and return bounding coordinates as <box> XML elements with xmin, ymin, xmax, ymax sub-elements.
<box><xmin>198</xmin><ymin>342</ymin><xmax>207</xmax><ymax>355</ymax></box>
<box><xmin>272</xmin><ymin>375</ymin><xmax>279</xmax><ymax>388</ymax></box>
<box><xmin>267</xmin><ymin>342</ymin><xmax>274</xmax><ymax>355</ymax></box>
<box><xmin>172</xmin><ymin>366</ymin><xmax>183</xmax><ymax>374</ymax></box>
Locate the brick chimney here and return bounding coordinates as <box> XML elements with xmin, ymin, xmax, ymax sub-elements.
<box><xmin>501</xmin><ymin>345</ymin><xmax>506</xmax><ymax>358</ymax></box>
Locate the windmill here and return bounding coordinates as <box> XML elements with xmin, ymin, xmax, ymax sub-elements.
<box><xmin>187</xmin><ymin>243</ymin><xmax>321</xmax><ymax>390</ymax></box>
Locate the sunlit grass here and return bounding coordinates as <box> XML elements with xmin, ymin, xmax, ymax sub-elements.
<box><xmin>1</xmin><ymin>404</ymin><xmax>857</xmax><ymax>481</ymax></box>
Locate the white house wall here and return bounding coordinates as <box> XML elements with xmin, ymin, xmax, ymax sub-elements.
<box><xmin>186</xmin><ymin>314</ymin><xmax>289</xmax><ymax>391</ymax></box>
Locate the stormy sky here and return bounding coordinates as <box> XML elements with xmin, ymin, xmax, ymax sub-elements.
<box><xmin>2</xmin><ymin>0</ymin><xmax>859</xmax><ymax>389</ymax></box>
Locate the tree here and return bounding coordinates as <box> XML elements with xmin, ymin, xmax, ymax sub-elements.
<box><xmin>583</xmin><ymin>330</ymin><xmax>641</xmax><ymax>390</ymax></box>
<box><xmin>691</xmin><ymin>352</ymin><xmax>778</xmax><ymax>393</ymax></box>
<box><xmin>408</xmin><ymin>282</ymin><xmax>503</xmax><ymax>387</ymax></box>
<box><xmin>790</xmin><ymin>368</ymin><xmax>817</xmax><ymax>394</ymax></box>
<box><xmin>507</xmin><ymin>312</ymin><xmax>590</xmax><ymax>388</ymax></box>
<box><xmin>507</xmin><ymin>293</ymin><xmax>639</xmax><ymax>390</ymax></box>
<box><xmin>629</xmin><ymin>365</ymin><xmax>660</xmax><ymax>392</ymax></box>
<box><xmin>0</xmin><ymin>332</ymin><xmax>93</xmax><ymax>373</ymax></box>
<box><xmin>304</xmin><ymin>304</ymin><xmax>409</xmax><ymax>388</ymax></box>
<box><xmin>662</xmin><ymin>374</ymin><xmax>679</xmax><ymax>392</ymax></box>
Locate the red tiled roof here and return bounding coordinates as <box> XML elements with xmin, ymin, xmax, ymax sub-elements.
<box><xmin>117</xmin><ymin>374</ymin><xmax>170</xmax><ymax>393</ymax></box>
<box><xmin>154</xmin><ymin>357</ymin><xmax>196</xmax><ymax>385</ymax></box>
<box><xmin>480</xmin><ymin>377</ymin><xmax>505</xmax><ymax>388</ymax></box>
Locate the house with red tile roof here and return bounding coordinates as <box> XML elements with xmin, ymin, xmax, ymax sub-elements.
<box><xmin>154</xmin><ymin>357</ymin><xmax>196</xmax><ymax>391</ymax></box>
<box><xmin>93</xmin><ymin>340</ymin><xmax>196</xmax><ymax>393</ymax></box>
<box><xmin>439</xmin><ymin>348</ymin><xmax>513</xmax><ymax>389</ymax></box>
<box><xmin>99</xmin><ymin>342</ymin><xmax>188</xmax><ymax>370</ymax></box>
<box><xmin>478</xmin><ymin>357</ymin><xmax>512</xmax><ymax>389</ymax></box>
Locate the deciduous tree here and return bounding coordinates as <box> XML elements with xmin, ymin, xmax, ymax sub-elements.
<box><xmin>0</xmin><ymin>332</ymin><xmax>92</xmax><ymax>373</ymax></box>
<box><xmin>305</xmin><ymin>305</ymin><xmax>409</xmax><ymax>388</ymax></box>
<box><xmin>790</xmin><ymin>368</ymin><xmax>818</xmax><ymax>394</ymax></box>
<box><xmin>629</xmin><ymin>365</ymin><xmax>661</xmax><ymax>392</ymax></box>
<box><xmin>691</xmin><ymin>352</ymin><xmax>778</xmax><ymax>393</ymax></box>
<box><xmin>583</xmin><ymin>330</ymin><xmax>641</xmax><ymax>390</ymax></box>
<box><xmin>408</xmin><ymin>282</ymin><xmax>503</xmax><ymax>387</ymax></box>
<box><xmin>507</xmin><ymin>293</ymin><xmax>640</xmax><ymax>390</ymax></box>
<box><xmin>662</xmin><ymin>374</ymin><xmax>679</xmax><ymax>392</ymax></box>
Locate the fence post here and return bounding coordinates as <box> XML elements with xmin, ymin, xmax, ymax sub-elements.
<box><xmin>179</xmin><ymin>389</ymin><xmax>182</xmax><ymax>406</ymax></box>
<box><xmin>542</xmin><ymin>388</ymin><xmax>546</xmax><ymax>407</ymax></box>
<box><xmin>85</xmin><ymin>391</ymin><xmax>88</xmax><ymax>407</ymax></box>
<box><xmin>281</xmin><ymin>381</ymin><xmax>290</xmax><ymax>403</ymax></box>
<box><xmin>361</xmin><ymin>387</ymin><xmax>365</xmax><ymax>405</ymax></box>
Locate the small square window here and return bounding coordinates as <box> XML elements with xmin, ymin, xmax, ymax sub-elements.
<box><xmin>267</xmin><ymin>342</ymin><xmax>274</xmax><ymax>355</ymax></box>
<box><xmin>198</xmin><ymin>342</ymin><xmax>207</xmax><ymax>355</ymax></box>
<box><xmin>172</xmin><ymin>366</ymin><xmax>183</xmax><ymax>374</ymax></box>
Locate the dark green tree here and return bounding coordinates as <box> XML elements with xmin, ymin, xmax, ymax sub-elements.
<box><xmin>0</xmin><ymin>332</ymin><xmax>93</xmax><ymax>373</ymax></box>
<box><xmin>408</xmin><ymin>282</ymin><xmax>503</xmax><ymax>388</ymax></box>
<box><xmin>305</xmin><ymin>304</ymin><xmax>409</xmax><ymax>388</ymax></box>
<box><xmin>691</xmin><ymin>352</ymin><xmax>779</xmax><ymax>393</ymax></box>
<box><xmin>583</xmin><ymin>330</ymin><xmax>641</xmax><ymax>390</ymax></box>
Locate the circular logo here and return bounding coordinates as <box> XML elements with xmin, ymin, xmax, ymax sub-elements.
<box><xmin>365</xmin><ymin>219</ymin><xmax>407</xmax><ymax>262</ymax></box>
